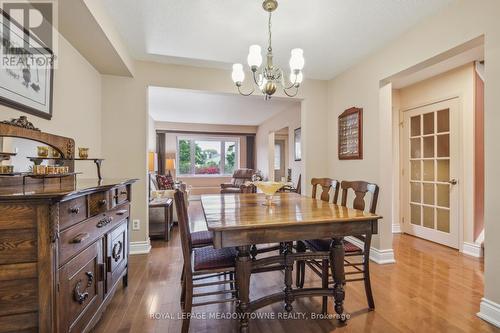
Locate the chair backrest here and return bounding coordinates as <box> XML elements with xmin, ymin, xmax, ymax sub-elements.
<box><xmin>174</xmin><ymin>190</ymin><xmax>193</xmax><ymax>273</ymax></box>
<box><xmin>295</xmin><ymin>174</ymin><xmax>302</xmax><ymax>194</ymax></box>
<box><xmin>231</xmin><ymin>168</ymin><xmax>255</xmax><ymax>186</ymax></box>
<box><xmin>340</xmin><ymin>180</ymin><xmax>379</xmax><ymax>214</ymax></box>
<box><xmin>311</xmin><ymin>178</ymin><xmax>340</xmax><ymax>203</ymax></box>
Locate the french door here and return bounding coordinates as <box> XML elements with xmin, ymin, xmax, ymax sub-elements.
<box><xmin>401</xmin><ymin>98</ymin><xmax>459</xmax><ymax>248</ymax></box>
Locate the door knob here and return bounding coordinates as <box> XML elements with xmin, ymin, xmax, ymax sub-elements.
<box><xmin>448</xmin><ymin>179</ymin><xmax>458</xmax><ymax>185</ymax></box>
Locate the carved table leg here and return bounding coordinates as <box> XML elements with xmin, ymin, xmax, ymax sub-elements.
<box><xmin>330</xmin><ymin>237</ymin><xmax>346</xmax><ymax>322</ymax></box>
<box><xmin>94</xmin><ymin>159</ymin><xmax>103</xmax><ymax>181</ymax></box>
<box><xmin>283</xmin><ymin>242</ymin><xmax>294</xmax><ymax>312</ymax></box>
<box><xmin>236</xmin><ymin>245</ymin><xmax>252</xmax><ymax>333</ymax></box>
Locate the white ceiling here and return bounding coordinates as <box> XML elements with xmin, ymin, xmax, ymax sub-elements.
<box><xmin>102</xmin><ymin>0</ymin><xmax>454</xmax><ymax>80</ymax></box>
<box><xmin>148</xmin><ymin>87</ymin><xmax>300</xmax><ymax>126</ymax></box>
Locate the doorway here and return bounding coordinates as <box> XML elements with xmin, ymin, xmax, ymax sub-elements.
<box><xmin>401</xmin><ymin>98</ymin><xmax>460</xmax><ymax>248</ymax></box>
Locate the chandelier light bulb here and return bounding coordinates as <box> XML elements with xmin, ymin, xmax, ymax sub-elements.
<box><xmin>231</xmin><ymin>63</ymin><xmax>245</xmax><ymax>83</ymax></box>
<box><xmin>289</xmin><ymin>48</ymin><xmax>305</xmax><ymax>71</ymax></box>
<box><xmin>247</xmin><ymin>45</ymin><xmax>263</xmax><ymax>69</ymax></box>
<box><xmin>290</xmin><ymin>71</ymin><xmax>303</xmax><ymax>85</ymax></box>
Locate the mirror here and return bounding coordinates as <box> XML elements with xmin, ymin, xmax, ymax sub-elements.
<box><xmin>0</xmin><ymin>137</ymin><xmax>65</xmax><ymax>174</ymax></box>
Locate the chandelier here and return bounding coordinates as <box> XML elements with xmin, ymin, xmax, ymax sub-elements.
<box><xmin>231</xmin><ymin>0</ymin><xmax>305</xmax><ymax>100</ymax></box>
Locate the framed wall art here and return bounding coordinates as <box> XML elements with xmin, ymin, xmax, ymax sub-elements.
<box><xmin>338</xmin><ymin>107</ymin><xmax>363</xmax><ymax>160</ymax></box>
<box><xmin>0</xmin><ymin>10</ymin><xmax>54</xmax><ymax>119</ymax></box>
<box><xmin>294</xmin><ymin>127</ymin><xmax>301</xmax><ymax>161</ymax></box>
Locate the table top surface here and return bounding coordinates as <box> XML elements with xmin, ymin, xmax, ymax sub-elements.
<box><xmin>201</xmin><ymin>193</ymin><xmax>382</xmax><ymax>232</ymax></box>
<box><xmin>149</xmin><ymin>197</ymin><xmax>173</xmax><ymax>207</ymax></box>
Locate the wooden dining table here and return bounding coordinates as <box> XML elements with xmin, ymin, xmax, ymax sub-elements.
<box><xmin>201</xmin><ymin>192</ymin><xmax>382</xmax><ymax>332</ymax></box>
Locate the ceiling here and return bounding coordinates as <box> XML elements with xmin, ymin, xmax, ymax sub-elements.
<box><xmin>101</xmin><ymin>0</ymin><xmax>454</xmax><ymax>80</ymax></box>
<box><xmin>148</xmin><ymin>87</ymin><xmax>300</xmax><ymax>126</ymax></box>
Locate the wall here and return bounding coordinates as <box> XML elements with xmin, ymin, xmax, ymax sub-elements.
<box><xmin>255</xmin><ymin>104</ymin><xmax>302</xmax><ymax>184</ymax></box>
<box><xmin>326</xmin><ymin>0</ymin><xmax>500</xmax><ymax>317</ymax></box>
<box><xmin>147</xmin><ymin>115</ymin><xmax>156</xmax><ymax>152</ymax></box>
<box><xmin>0</xmin><ymin>35</ymin><xmax>102</xmax><ymax>178</ymax></box>
<box><xmin>397</xmin><ymin>63</ymin><xmax>475</xmax><ymax>244</ymax></box>
<box><xmin>101</xmin><ymin>62</ymin><xmax>329</xmax><ymax>246</ymax></box>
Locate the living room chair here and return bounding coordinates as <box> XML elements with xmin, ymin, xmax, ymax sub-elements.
<box><xmin>220</xmin><ymin>168</ymin><xmax>255</xmax><ymax>194</ymax></box>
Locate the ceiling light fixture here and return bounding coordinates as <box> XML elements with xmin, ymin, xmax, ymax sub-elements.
<box><xmin>231</xmin><ymin>0</ymin><xmax>304</xmax><ymax>100</ymax></box>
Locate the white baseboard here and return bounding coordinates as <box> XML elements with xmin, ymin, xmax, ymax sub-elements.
<box><xmin>130</xmin><ymin>238</ymin><xmax>152</xmax><ymax>255</ymax></box>
<box><xmin>392</xmin><ymin>223</ymin><xmax>402</xmax><ymax>234</ymax></box>
<box><xmin>345</xmin><ymin>236</ymin><xmax>396</xmax><ymax>265</ymax></box>
<box><xmin>462</xmin><ymin>242</ymin><xmax>483</xmax><ymax>258</ymax></box>
<box><xmin>478</xmin><ymin>298</ymin><xmax>500</xmax><ymax>328</ymax></box>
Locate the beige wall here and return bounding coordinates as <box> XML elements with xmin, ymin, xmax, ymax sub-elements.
<box><xmin>148</xmin><ymin>115</ymin><xmax>156</xmax><ymax>152</ymax></box>
<box><xmin>0</xmin><ymin>35</ymin><xmax>102</xmax><ymax>178</ymax></box>
<box><xmin>101</xmin><ymin>61</ymin><xmax>329</xmax><ymax>245</ymax></box>
<box><xmin>398</xmin><ymin>63</ymin><xmax>476</xmax><ymax>244</ymax></box>
<box><xmin>256</xmin><ymin>104</ymin><xmax>302</xmax><ymax>184</ymax></box>
<box><xmin>326</xmin><ymin>0</ymin><xmax>500</xmax><ymax>309</ymax></box>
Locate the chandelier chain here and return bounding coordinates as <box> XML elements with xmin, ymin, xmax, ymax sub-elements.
<box><xmin>268</xmin><ymin>12</ymin><xmax>272</xmax><ymax>53</ymax></box>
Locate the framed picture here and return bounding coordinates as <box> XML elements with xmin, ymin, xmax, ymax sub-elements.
<box><xmin>338</xmin><ymin>107</ymin><xmax>363</xmax><ymax>160</ymax></box>
<box><xmin>294</xmin><ymin>127</ymin><xmax>301</xmax><ymax>161</ymax></box>
<box><xmin>0</xmin><ymin>10</ymin><xmax>54</xmax><ymax>119</ymax></box>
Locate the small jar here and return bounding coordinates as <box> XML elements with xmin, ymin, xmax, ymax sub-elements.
<box><xmin>78</xmin><ymin>147</ymin><xmax>89</xmax><ymax>159</ymax></box>
<box><xmin>37</xmin><ymin>146</ymin><xmax>49</xmax><ymax>157</ymax></box>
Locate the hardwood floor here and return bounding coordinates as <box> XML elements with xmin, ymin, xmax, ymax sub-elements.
<box><xmin>93</xmin><ymin>201</ymin><xmax>499</xmax><ymax>333</ymax></box>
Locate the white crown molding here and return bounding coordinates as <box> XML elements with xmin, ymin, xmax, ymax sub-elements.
<box><xmin>130</xmin><ymin>238</ymin><xmax>152</xmax><ymax>255</ymax></box>
<box><xmin>462</xmin><ymin>242</ymin><xmax>483</xmax><ymax>258</ymax></box>
<box><xmin>345</xmin><ymin>236</ymin><xmax>396</xmax><ymax>265</ymax></box>
<box><xmin>478</xmin><ymin>298</ymin><xmax>500</xmax><ymax>328</ymax></box>
<box><xmin>392</xmin><ymin>223</ymin><xmax>402</xmax><ymax>234</ymax></box>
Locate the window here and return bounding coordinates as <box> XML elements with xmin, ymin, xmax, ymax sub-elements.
<box><xmin>177</xmin><ymin>137</ymin><xmax>239</xmax><ymax>176</ymax></box>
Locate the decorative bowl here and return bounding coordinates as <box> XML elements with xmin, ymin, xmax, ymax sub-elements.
<box><xmin>252</xmin><ymin>181</ymin><xmax>287</xmax><ymax>206</ymax></box>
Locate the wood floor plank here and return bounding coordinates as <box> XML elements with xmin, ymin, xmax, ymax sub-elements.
<box><xmin>92</xmin><ymin>201</ymin><xmax>499</xmax><ymax>333</ymax></box>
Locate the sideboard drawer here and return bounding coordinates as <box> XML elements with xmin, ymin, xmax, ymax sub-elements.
<box><xmin>88</xmin><ymin>191</ymin><xmax>111</xmax><ymax>216</ymax></box>
<box><xmin>58</xmin><ymin>241</ymin><xmax>103</xmax><ymax>333</ymax></box>
<box><xmin>59</xmin><ymin>205</ymin><xmax>129</xmax><ymax>266</ymax></box>
<box><xmin>60</xmin><ymin>196</ymin><xmax>87</xmax><ymax>230</ymax></box>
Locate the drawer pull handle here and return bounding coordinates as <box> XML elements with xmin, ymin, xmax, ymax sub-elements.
<box><xmin>96</xmin><ymin>216</ymin><xmax>113</xmax><ymax>228</ymax></box>
<box><xmin>120</xmin><ymin>191</ymin><xmax>127</xmax><ymax>195</ymax></box>
<box><xmin>71</xmin><ymin>233</ymin><xmax>90</xmax><ymax>244</ymax></box>
<box><xmin>116</xmin><ymin>209</ymin><xmax>128</xmax><ymax>216</ymax></box>
<box><xmin>98</xmin><ymin>199</ymin><xmax>107</xmax><ymax>206</ymax></box>
<box><xmin>73</xmin><ymin>271</ymin><xmax>94</xmax><ymax>304</ymax></box>
<box><xmin>112</xmin><ymin>241</ymin><xmax>123</xmax><ymax>262</ymax></box>
<box><xmin>70</xmin><ymin>207</ymin><xmax>80</xmax><ymax>214</ymax></box>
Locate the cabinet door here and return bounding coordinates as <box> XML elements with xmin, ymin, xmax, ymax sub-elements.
<box><xmin>58</xmin><ymin>241</ymin><xmax>103</xmax><ymax>333</ymax></box>
<box><xmin>106</xmin><ymin>220</ymin><xmax>128</xmax><ymax>293</ymax></box>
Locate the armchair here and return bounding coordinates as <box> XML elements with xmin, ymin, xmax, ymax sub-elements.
<box><xmin>220</xmin><ymin>168</ymin><xmax>255</xmax><ymax>194</ymax></box>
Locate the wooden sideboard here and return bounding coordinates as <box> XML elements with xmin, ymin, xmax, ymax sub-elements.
<box><xmin>0</xmin><ymin>178</ymin><xmax>136</xmax><ymax>333</ymax></box>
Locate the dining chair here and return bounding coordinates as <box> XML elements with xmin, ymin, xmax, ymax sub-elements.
<box><xmin>174</xmin><ymin>190</ymin><xmax>237</xmax><ymax>333</ymax></box>
<box><xmin>298</xmin><ymin>180</ymin><xmax>379</xmax><ymax>312</ymax></box>
<box><xmin>295</xmin><ymin>178</ymin><xmax>340</xmax><ymax>311</ymax></box>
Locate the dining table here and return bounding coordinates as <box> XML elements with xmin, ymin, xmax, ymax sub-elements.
<box><xmin>201</xmin><ymin>192</ymin><xmax>382</xmax><ymax>332</ymax></box>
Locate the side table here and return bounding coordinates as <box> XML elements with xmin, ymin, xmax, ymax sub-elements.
<box><xmin>149</xmin><ymin>197</ymin><xmax>174</xmax><ymax>241</ymax></box>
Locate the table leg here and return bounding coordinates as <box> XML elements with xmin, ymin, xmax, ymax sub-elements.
<box><xmin>236</xmin><ymin>245</ymin><xmax>252</xmax><ymax>333</ymax></box>
<box><xmin>94</xmin><ymin>159</ymin><xmax>103</xmax><ymax>181</ymax></box>
<box><xmin>330</xmin><ymin>237</ymin><xmax>346</xmax><ymax>321</ymax></box>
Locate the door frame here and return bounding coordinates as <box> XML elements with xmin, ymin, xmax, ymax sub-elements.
<box><xmin>398</xmin><ymin>94</ymin><xmax>465</xmax><ymax>250</ymax></box>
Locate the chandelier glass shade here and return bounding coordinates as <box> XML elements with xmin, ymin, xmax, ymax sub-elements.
<box><xmin>231</xmin><ymin>0</ymin><xmax>304</xmax><ymax>100</ymax></box>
